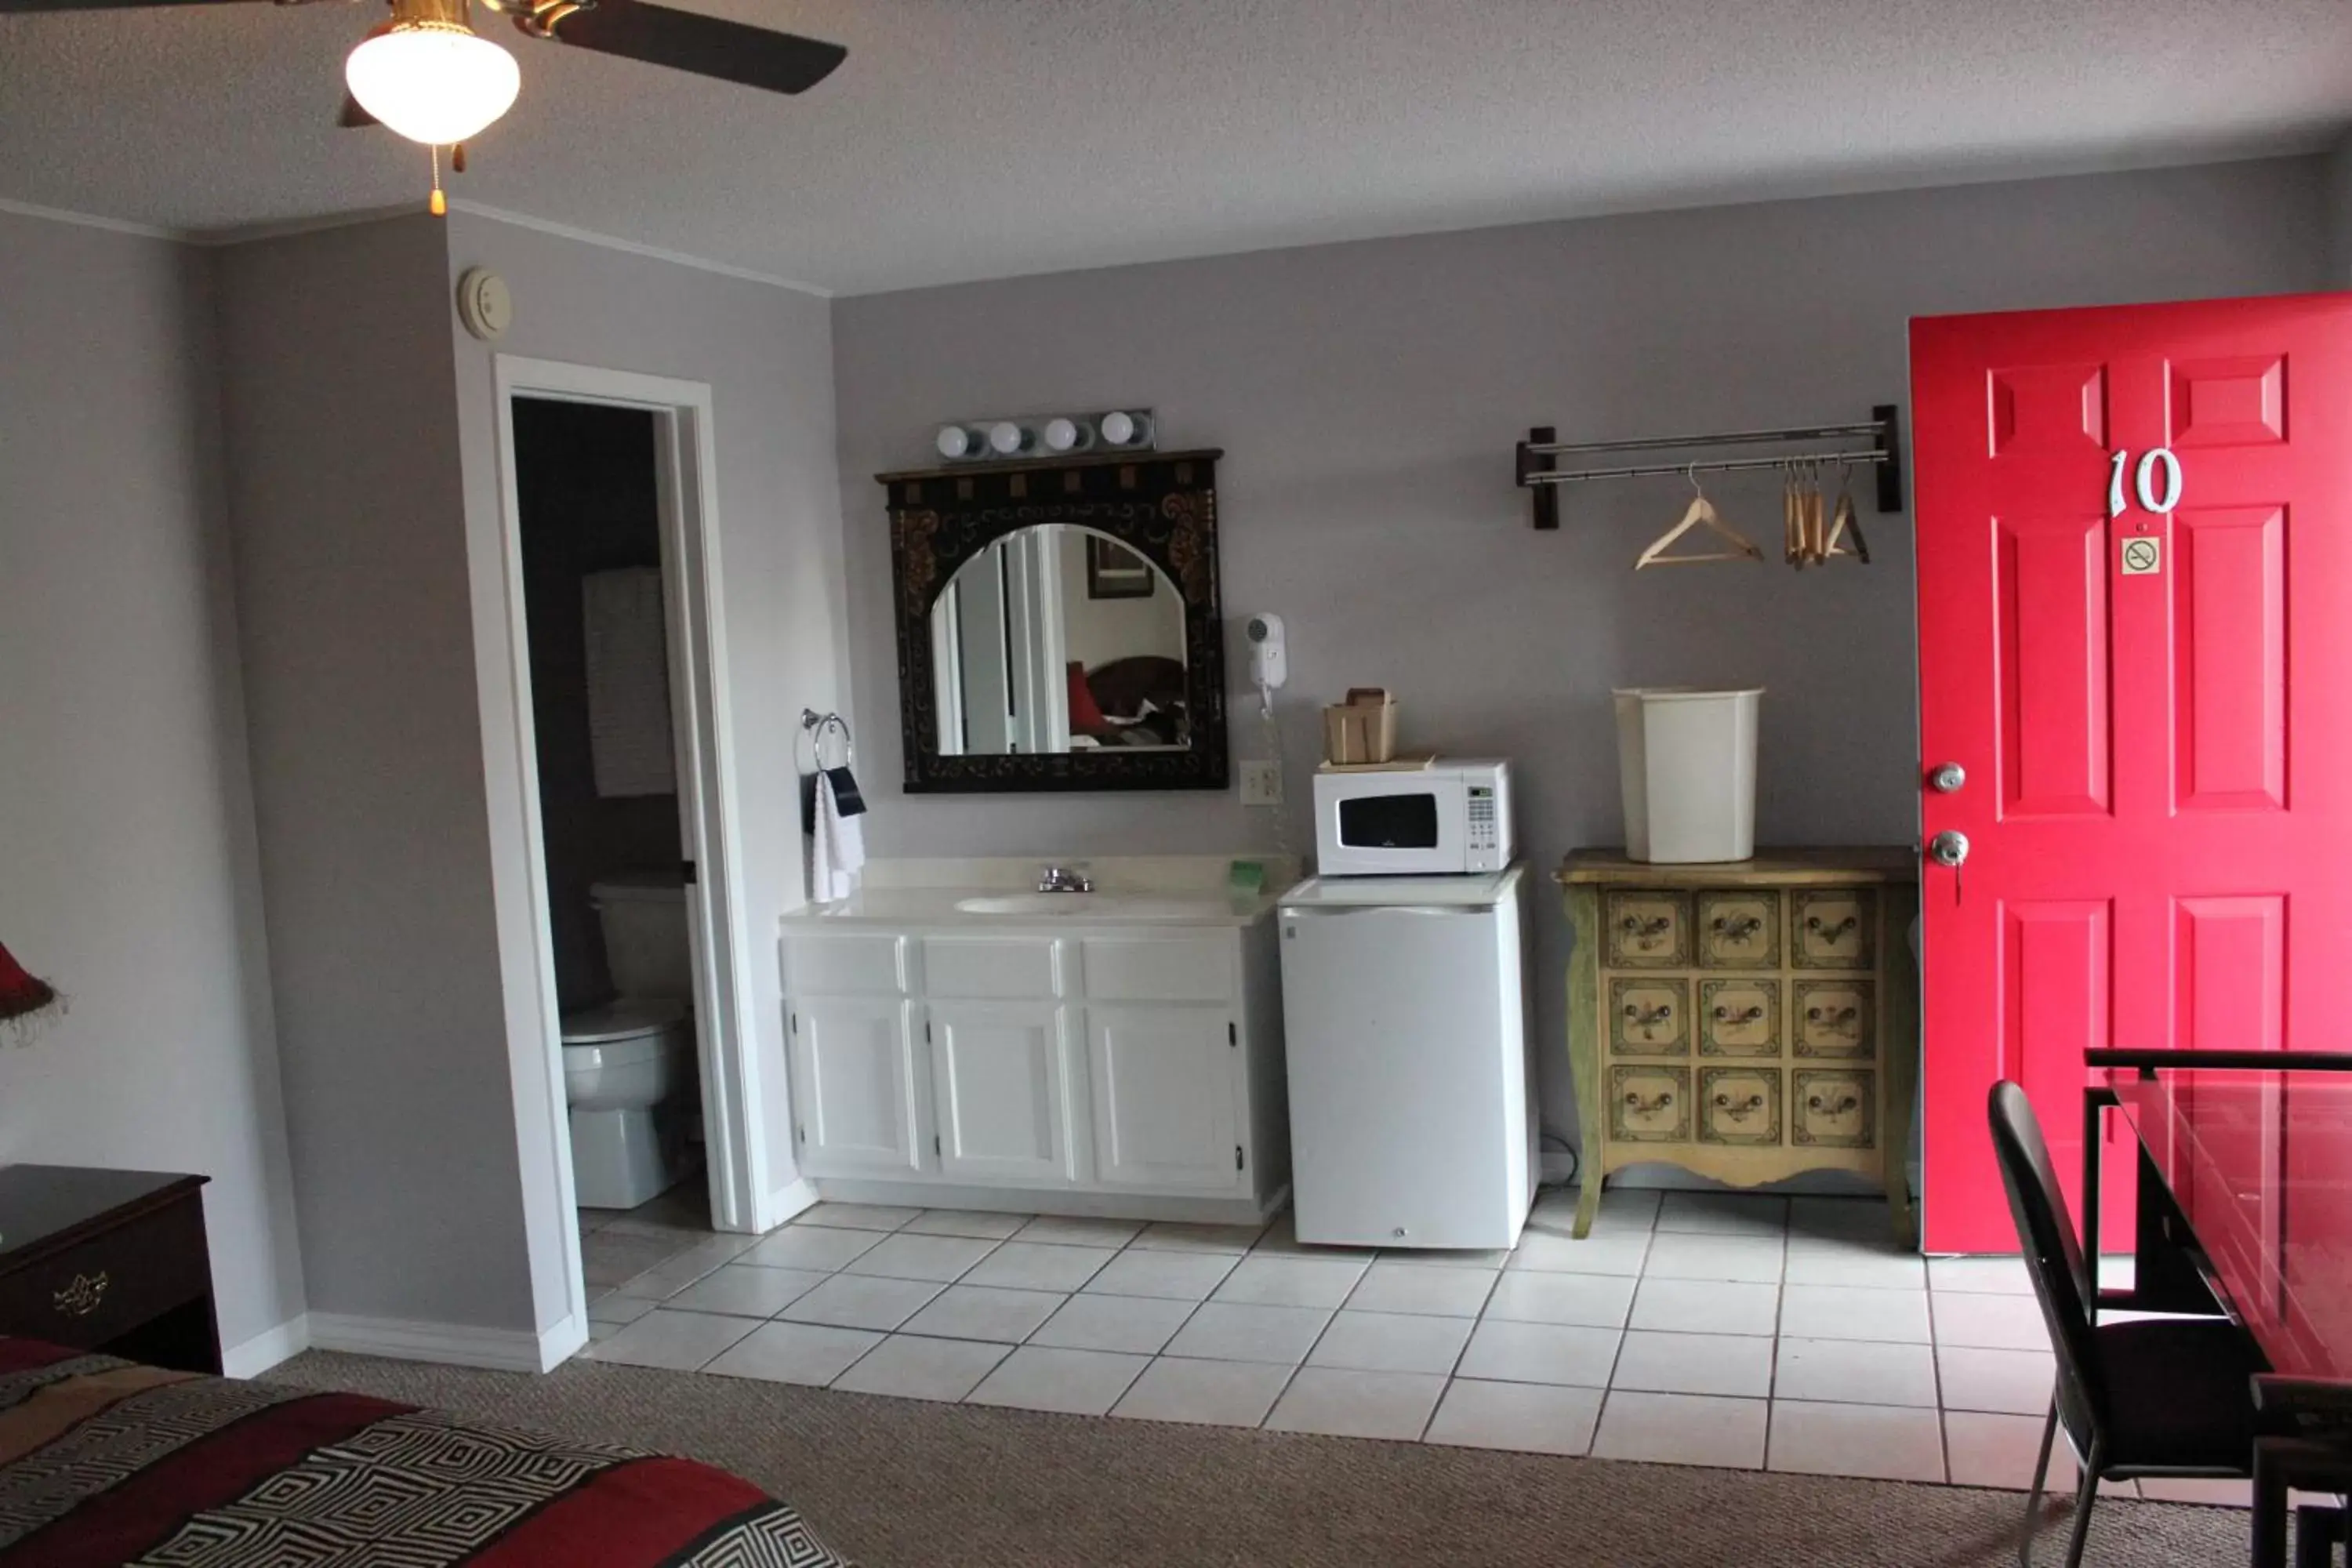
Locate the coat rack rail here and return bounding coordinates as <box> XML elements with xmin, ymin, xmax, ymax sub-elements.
<box><xmin>1515</xmin><ymin>404</ymin><xmax>1904</xmax><ymax>530</ymax></box>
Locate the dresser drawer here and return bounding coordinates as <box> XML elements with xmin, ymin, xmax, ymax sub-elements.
<box><xmin>1792</xmin><ymin>889</ymin><xmax>1875</xmax><ymax>970</ymax></box>
<box><xmin>1793</xmin><ymin>1069</ymin><xmax>1876</xmax><ymax>1148</ymax></box>
<box><xmin>1605</xmin><ymin>892</ymin><xmax>1690</xmax><ymax>967</ymax></box>
<box><xmin>0</xmin><ymin>1196</ymin><xmax>208</xmax><ymax>1352</ymax></box>
<box><xmin>1609</xmin><ymin>978</ymin><xmax>1689</xmax><ymax>1056</ymax></box>
<box><xmin>1698</xmin><ymin>978</ymin><xmax>1780</xmax><ymax>1057</ymax></box>
<box><xmin>1794</xmin><ymin>979</ymin><xmax>1875</xmax><ymax>1058</ymax></box>
<box><xmin>1608</xmin><ymin>1065</ymin><xmax>1690</xmax><ymax>1143</ymax></box>
<box><xmin>1697</xmin><ymin>891</ymin><xmax>1780</xmax><ymax>968</ymax></box>
<box><xmin>1698</xmin><ymin>1066</ymin><xmax>1782</xmax><ymax>1147</ymax></box>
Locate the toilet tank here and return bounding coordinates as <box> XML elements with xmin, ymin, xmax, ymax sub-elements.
<box><xmin>590</xmin><ymin>873</ymin><xmax>693</xmax><ymax>1000</ymax></box>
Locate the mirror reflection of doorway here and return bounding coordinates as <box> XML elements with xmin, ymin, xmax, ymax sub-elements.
<box><xmin>928</xmin><ymin>524</ymin><xmax>1189</xmax><ymax>757</ymax></box>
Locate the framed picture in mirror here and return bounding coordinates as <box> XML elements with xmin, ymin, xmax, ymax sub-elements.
<box><xmin>1087</xmin><ymin>535</ymin><xmax>1156</xmax><ymax>600</ymax></box>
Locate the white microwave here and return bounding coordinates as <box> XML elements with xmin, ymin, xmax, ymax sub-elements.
<box><xmin>1313</xmin><ymin>759</ymin><xmax>1514</xmax><ymax>877</ymax></box>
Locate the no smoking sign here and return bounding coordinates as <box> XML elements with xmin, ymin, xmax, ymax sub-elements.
<box><xmin>2121</xmin><ymin>537</ymin><xmax>2162</xmax><ymax>576</ymax></box>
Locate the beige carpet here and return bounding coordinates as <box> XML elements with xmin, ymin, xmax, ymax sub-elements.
<box><xmin>270</xmin><ymin>1351</ymin><xmax>2249</xmax><ymax>1568</ymax></box>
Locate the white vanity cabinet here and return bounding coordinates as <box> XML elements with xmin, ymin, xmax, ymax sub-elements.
<box><xmin>780</xmin><ymin>914</ymin><xmax>1287</xmax><ymax>1223</ymax></box>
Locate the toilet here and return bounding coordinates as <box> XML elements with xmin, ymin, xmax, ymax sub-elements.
<box><xmin>561</xmin><ymin>873</ymin><xmax>698</xmax><ymax>1210</ymax></box>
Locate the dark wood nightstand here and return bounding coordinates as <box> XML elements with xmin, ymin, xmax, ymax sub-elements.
<box><xmin>0</xmin><ymin>1166</ymin><xmax>218</xmax><ymax>1374</ymax></box>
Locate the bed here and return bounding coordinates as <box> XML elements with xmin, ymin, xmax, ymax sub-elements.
<box><xmin>0</xmin><ymin>1338</ymin><xmax>849</xmax><ymax>1566</ymax></box>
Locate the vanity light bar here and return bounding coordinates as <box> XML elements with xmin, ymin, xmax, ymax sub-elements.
<box><xmin>935</xmin><ymin>408</ymin><xmax>1156</xmax><ymax>465</ymax></box>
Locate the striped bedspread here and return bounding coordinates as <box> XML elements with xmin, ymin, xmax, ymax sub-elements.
<box><xmin>0</xmin><ymin>1340</ymin><xmax>848</xmax><ymax>1566</ymax></box>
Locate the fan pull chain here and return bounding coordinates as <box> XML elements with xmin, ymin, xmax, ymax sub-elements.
<box><xmin>430</xmin><ymin>145</ymin><xmax>446</xmax><ymax>217</ymax></box>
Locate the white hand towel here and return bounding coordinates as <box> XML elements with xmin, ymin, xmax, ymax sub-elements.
<box><xmin>811</xmin><ymin>771</ymin><xmax>866</xmax><ymax>903</ymax></box>
<box><xmin>582</xmin><ymin>567</ymin><xmax>677</xmax><ymax>797</ymax></box>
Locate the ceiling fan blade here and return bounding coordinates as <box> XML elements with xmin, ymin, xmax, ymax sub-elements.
<box><xmin>338</xmin><ymin>91</ymin><xmax>378</xmax><ymax>129</ymax></box>
<box><xmin>0</xmin><ymin>0</ymin><xmax>270</xmax><ymax>11</ymax></box>
<box><xmin>536</xmin><ymin>0</ymin><xmax>845</xmax><ymax>96</ymax></box>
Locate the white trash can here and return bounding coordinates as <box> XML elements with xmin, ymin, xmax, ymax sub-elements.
<box><xmin>1614</xmin><ymin>687</ymin><xmax>1763</xmax><ymax>864</ymax></box>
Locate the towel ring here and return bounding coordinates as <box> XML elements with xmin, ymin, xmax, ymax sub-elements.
<box><xmin>798</xmin><ymin>709</ymin><xmax>854</xmax><ymax>772</ymax></box>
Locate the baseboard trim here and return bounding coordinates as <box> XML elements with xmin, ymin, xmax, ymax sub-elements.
<box><xmin>535</xmin><ymin>1313</ymin><xmax>589</xmax><ymax>1372</ymax></box>
<box><xmin>764</xmin><ymin>1178</ymin><xmax>818</xmax><ymax>1231</ymax></box>
<box><xmin>221</xmin><ymin>1314</ymin><xmax>313</xmax><ymax>1378</ymax></box>
<box><xmin>306</xmin><ymin>1312</ymin><xmax>551</xmax><ymax>1373</ymax></box>
<box><xmin>809</xmin><ymin>1178</ymin><xmax>1287</xmax><ymax>1227</ymax></box>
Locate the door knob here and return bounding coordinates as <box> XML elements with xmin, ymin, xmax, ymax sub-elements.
<box><xmin>1928</xmin><ymin>762</ymin><xmax>1966</xmax><ymax>794</ymax></box>
<box><xmin>1928</xmin><ymin>830</ymin><xmax>1970</xmax><ymax>868</ymax></box>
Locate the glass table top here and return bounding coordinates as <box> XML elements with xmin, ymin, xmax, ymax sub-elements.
<box><xmin>2107</xmin><ymin>1065</ymin><xmax>2352</xmax><ymax>1382</ymax></box>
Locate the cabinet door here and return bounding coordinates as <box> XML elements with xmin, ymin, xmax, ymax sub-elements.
<box><xmin>1086</xmin><ymin>1006</ymin><xmax>1243</xmax><ymax>1193</ymax></box>
<box><xmin>789</xmin><ymin>996</ymin><xmax>927</xmax><ymax>1177</ymax></box>
<box><xmin>929</xmin><ymin>1000</ymin><xmax>1076</xmax><ymax>1185</ymax></box>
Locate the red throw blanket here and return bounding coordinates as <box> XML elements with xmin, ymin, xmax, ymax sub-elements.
<box><xmin>0</xmin><ymin>1339</ymin><xmax>848</xmax><ymax>1566</ymax></box>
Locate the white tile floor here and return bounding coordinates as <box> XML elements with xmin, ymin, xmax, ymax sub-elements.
<box><xmin>579</xmin><ymin>1186</ymin><xmax>2249</xmax><ymax>1501</ymax></box>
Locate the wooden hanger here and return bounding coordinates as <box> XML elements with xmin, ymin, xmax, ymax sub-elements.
<box><xmin>1823</xmin><ymin>467</ymin><xmax>1871</xmax><ymax>564</ymax></box>
<box><xmin>1636</xmin><ymin>466</ymin><xmax>1765</xmax><ymax>569</ymax></box>
<box><xmin>1783</xmin><ymin>463</ymin><xmax>1803</xmax><ymax>566</ymax></box>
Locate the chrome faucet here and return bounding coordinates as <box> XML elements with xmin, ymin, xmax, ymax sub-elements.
<box><xmin>1037</xmin><ymin>865</ymin><xmax>1094</xmax><ymax>895</ymax></box>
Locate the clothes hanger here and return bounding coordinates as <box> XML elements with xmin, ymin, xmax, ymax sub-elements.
<box><xmin>1635</xmin><ymin>464</ymin><xmax>1766</xmax><ymax>569</ymax></box>
<box><xmin>1783</xmin><ymin>462</ymin><xmax>1803</xmax><ymax>567</ymax></box>
<box><xmin>1823</xmin><ymin>463</ymin><xmax>1871</xmax><ymax>564</ymax></box>
<box><xmin>1806</xmin><ymin>461</ymin><xmax>1829</xmax><ymax>567</ymax></box>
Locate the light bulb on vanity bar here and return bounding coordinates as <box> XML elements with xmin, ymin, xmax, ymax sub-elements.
<box><xmin>1098</xmin><ymin>409</ymin><xmax>1153</xmax><ymax>448</ymax></box>
<box><xmin>987</xmin><ymin>421</ymin><xmax>1036</xmax><ymax>456</ymax></box>
<box><xmin>1042</xmin><ymin>416</ymin><xmax>1091</xmax><ymax>452</ymax></box>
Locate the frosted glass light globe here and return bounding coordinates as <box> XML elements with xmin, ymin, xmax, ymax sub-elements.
<box><xmin>346</xmin><ymin>22</ymin><xmax>521</xmax><ymax>146</ymax></box>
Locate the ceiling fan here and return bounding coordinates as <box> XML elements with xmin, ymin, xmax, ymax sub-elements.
<box><xmin>1</xmin><ymin>0</ymin><xmax>847</xmax><ymax>209</ymax></box>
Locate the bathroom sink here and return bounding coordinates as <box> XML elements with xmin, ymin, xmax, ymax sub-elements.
<box><xmin>953</xmin><ymin>894</ymin><xmax>1225</xmax><ymax>920</ymax></box>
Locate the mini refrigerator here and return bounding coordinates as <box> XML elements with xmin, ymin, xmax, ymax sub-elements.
<box><xmin>1277</xmin><ymin>863</ymin><xmax>1536</xmax><ymax>1250</ymax></box>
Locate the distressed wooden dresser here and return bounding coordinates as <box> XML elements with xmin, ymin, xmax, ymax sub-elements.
<box><xmin>1559</xmin><ymin>848</ymin><xmax>1919</xmax><ymax>1242</ymax></box>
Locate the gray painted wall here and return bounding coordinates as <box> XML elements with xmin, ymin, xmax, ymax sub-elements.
<box><xmin>832</xmin><ymin>158</ymin><xmax>2330</xmax><ymax>1149</ymax></box>
<box><xmin>215</xmin><ymin>215</ymin><xmax>542</xmax><ymax>1331</ymax></box>
<box><xmin>444</xmin><ymin>211</ymin><xmax>848</xmax><ymax>1275</ymax></box>
<box><xmin>2328</xmin><ymin>133</ymin><xmax>2352</xmax><ymax>286</ymax></box>
<box><xmin>0</xmin><ymin>210</ymin><xmax>306</xmax><ymax>1359</ymax></box>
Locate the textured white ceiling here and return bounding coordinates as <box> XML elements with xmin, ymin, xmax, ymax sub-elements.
<box><xmin>4</xmin><ymin>0</ymin><xmax>2350</xmax><ymax>295</ymax></box>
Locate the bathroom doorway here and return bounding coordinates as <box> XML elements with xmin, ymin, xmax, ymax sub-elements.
<box><xmin>488</xmin><ymin>358</ymin><xmax>770</xmax><ymax>1367</ymax></box>
<box><xmin>511</xmin><ymin>397</ymin><xmax>712</xmax><ymax>1236</ymax></box>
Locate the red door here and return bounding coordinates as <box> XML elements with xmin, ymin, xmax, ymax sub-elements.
<box><xmin>1913</xmin><ymin>293</ymin><xmax>2352</xmax><ymax>1254</ymax></box>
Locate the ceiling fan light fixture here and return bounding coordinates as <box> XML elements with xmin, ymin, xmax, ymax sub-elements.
<box><xmin>345</xmin><ymin>2</ymin><xmax>521</xmax><ymax>147</ymax></box>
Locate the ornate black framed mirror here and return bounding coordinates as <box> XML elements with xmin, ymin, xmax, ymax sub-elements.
<box><xmin>880</xmin><ymin>448</ymin><xmax>1229</xmax><ymax>793</ymax></box>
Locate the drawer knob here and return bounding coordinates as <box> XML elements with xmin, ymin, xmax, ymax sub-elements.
<box><xmin>1713</xmin><ymin>1092</ymin><xmax>1766</xmax><ymax>1121</ymax></box>
<box><xmin>1806</xmin><ymin>1092</ymin><xmax>1861</xmax><ymax>1116</ymax></box>
<box><xmin>1805</xmin><ymin>1004</ymin><xmax>1860</xmax><ymax>1035</ymax></box>
<box><xmin>53</xmin><ymin>1272</ymin><xmax>109</xmax><ymax>1318</ymax></box>
<box><xmin>1623</xmin><ymin>1002</ymin><xmax>1674</xmax><ymax>1030</ymax></box>
<box><xmin>1623</xmin><ymin>1089</ymin><xmax>1675</xmax><ymax>1116</ymax></box>
<box><xmin>1805</xmin><ymin>914</ymin><xmax>1860</xmax><ymax>941</ymax></box>
<box><xmin>1621</xmin><ymin>915</ymin><xmax>1671</xmax><ymax>941</ymax></box>
<box><xmin>1709</xmin><ymin>913</ymin><xmax>1763</xmax><ymax>941</ymax></box>
<box><xmin>1712</xmin><ymin>1004</ymin><xmax>1765</xmax><ymax>1025</ymax></box>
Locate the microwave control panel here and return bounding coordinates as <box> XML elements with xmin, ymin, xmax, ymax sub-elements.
<box><xmin>1466</xmin><ymin>785</ymin><xmax>1500</xmax><ymax>864</ymax></box>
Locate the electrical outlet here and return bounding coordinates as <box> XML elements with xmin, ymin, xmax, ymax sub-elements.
<box><xmin>1240</xmin><ymin>761</ymin><xmax>1283</xmax><ymax>808</ymax></box>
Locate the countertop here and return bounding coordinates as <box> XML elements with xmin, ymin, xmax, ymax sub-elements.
<box><xmin>780</xmin><ymin>884</ymin><xmax>1286</xmax><ymax>930</ymax></box>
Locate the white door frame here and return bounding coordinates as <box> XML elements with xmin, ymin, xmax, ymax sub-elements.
<box><xmin>486</xmin><ymin>355</ymin><xmax>768</xmax><ymax>1334</ymax></box>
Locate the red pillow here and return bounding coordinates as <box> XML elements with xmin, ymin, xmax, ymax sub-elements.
<box><xmin>1066</xmin><ymin>662</ymin><xmax>1110</xmax><ymax>734</ymax></box>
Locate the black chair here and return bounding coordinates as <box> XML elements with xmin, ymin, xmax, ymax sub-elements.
<box><xmin>1987</xmin><ymin>1080</ymin><xmax>2262</xmax><ymax>1567</ymax></box>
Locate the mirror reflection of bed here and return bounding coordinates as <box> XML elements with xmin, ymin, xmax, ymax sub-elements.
<box><xmin>929</xmin><ymin>524</ymin><xmax>1190</xmax><ymax>756</ymax></box>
